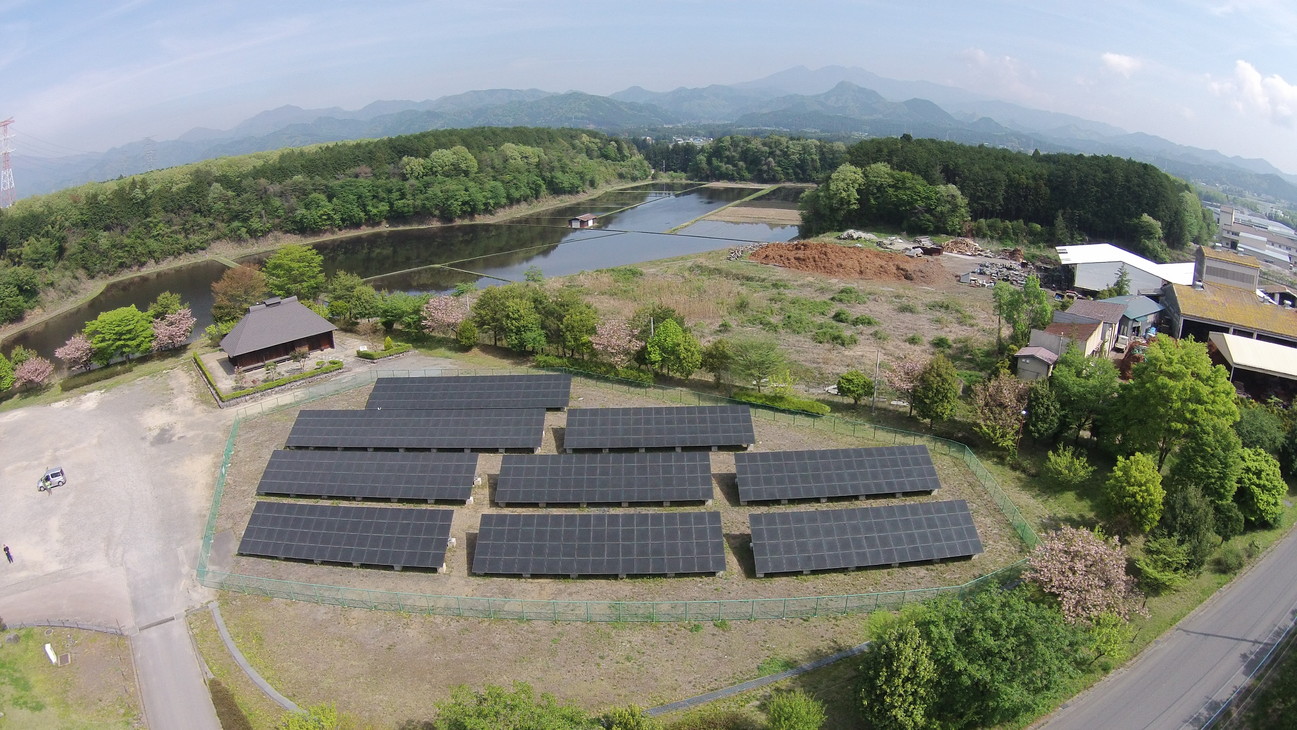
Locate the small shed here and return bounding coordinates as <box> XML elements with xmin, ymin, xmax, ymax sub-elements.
<box><xmin>1100</xmin><ymin>294</ymin><xmax>1165</xmax><ymax>339</ymax></box>
<box><xmin>568</xmin><ymin>213</ymin><xmax>598</xmax><ymax>229</ymax></box>
<box><xmin>220</xmin><ymin>296</ymin><xmax>337</xmax><ymax>369</ymax></box>
<box><xmin>1054</xmin><ymin>299</ymin><xmax>1126</xmax><ymax>353</ymax></box>
<box><xmin>1014</xmin><ymin>346</ymin><xmax>1059</xmax><ymax>381</ymax></box>
<box><xmin>1044</xmin><ymin>321</ymin><xmax>1103</xmax><ymax>357</ymax></box>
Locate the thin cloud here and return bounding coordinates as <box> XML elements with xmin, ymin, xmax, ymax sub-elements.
<box><xmin>1210</xmin><ymin>60</ymin><xmax>1297</xmax><ymax>127</ymax></box>
<box><xmin>1101</xmin><ymin>53</ymin><xmax>1142</xmax><ymax>78</ymax></box>
<box><xmin>958</xmin><ymin>47</ymin><xmax>1045</xmax><ymax>104</ymax></box>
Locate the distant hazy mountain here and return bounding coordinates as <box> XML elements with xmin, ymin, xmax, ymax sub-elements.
<box><xmin>14</xmin><ymin>65</ymin><xmax>1297</xmax><ymax>207</ymax></box>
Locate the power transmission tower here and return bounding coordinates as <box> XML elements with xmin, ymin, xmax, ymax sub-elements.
<box><xmin>0</xmin><ymin>118</ymin><xmax>14</xmax><ymax>208</ymax></box>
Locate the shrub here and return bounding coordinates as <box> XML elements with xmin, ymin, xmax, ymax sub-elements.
<box><xmin>831</xmin><ymin>309</ymin><xmax>852</xmax><ymax>323</ymax></box>
<box><xmin>455</xmin><ymin>319</ymin><xmax>478</xmax><ymax>349</ymax></box>
<box><xmin>829</xmin><ymin>287</ymin><xmax>868</xmax><ymax>304</ymax></box>
<box><xmin>851</xmin><ymin>314</ymin><xmax>879</xmax><ymax>327</ymax></box>
<box><xmin>731</xmin><ymin>389</ymin><xmax>831</xmax><ymax>416</ymax></box>
<box><xmin>1043</xmin><ymin>445</ymin><xmax>1095</xmax><ymax>488</ymax></box>
<box><xmin>894</xmin><ymin>301</ymin><xmax>918</xmax><ymax>314</ymax></box>
<box><xmin>765</xmin><ymin>689</ymin><xmax>826</xmax><ymax>730</ymax></box>
<box><xmin>905</xmin><ymin>334</ymin><xmax>923</xmax><ymax>345</ymax></box>
<box><xmin>1212</xmin><ymin>545</ymin><xmax>1245</xmax><ymax>574</ymax></box>
<box><xmin>931</xmin><ymin>335</ymin><xmax>952</xmax><ymax>350</ymax></box>
<box><xmin>533</xmin><ymin>355</ymin><xmax>654</xmax><ymax>386</ymax></box>
<box><xmin>871</xmin><ymin>329</ymin><xmax>890</xmax><ymax>341</ymax></box>
<box><xmin>1135</xmin><ymin>536</ymin><xmax>1190</xmax><ymax>594</ymax></box>
<box><xmin>355</xmin><ymin>343</ymin><xmax>412</xmax><ymax>360</ymax></box>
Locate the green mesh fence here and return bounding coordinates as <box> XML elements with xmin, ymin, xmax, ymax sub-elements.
<box><xmin>197</xmin><ymin>367</ymin><xmax>1037</xmax><ymax>620</ymax></box>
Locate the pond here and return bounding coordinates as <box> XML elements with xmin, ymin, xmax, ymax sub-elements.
<box><xmin>3</xmin><ymin>184</ymin><xmax>800</xmax><ymax>358</ymax></box>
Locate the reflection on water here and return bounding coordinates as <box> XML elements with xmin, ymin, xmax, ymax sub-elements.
<box><xmin>4</xmin><ymin>185</ymin><xmax>800</xmax><ymax>357</ymax></box>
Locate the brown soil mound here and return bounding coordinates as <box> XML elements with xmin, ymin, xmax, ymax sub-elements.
<box><xmin>750</xmin><ymin>241</ymin><xmax>948</xmax><ymax>284</ymax></box>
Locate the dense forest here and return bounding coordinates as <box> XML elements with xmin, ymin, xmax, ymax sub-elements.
<box><xmin>0</xmin><ymin>128</ymin><xmax>650</xmax><ymax>323</ymax></box>
<box><xmin>644</xmin><ymin>134</ymin><xmax>1215</xmax><ymax>256</ymax></box>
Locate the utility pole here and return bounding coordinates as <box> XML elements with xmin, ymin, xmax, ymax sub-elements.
<box><xmin>0</xmin><ymin>118</ymin><xmax>15</xmax><ymax>208</ymax></box>
<box><xmin>871</xmin><ymin>348</ymin><xmax>880</xmax><ymax>415</ymax></box>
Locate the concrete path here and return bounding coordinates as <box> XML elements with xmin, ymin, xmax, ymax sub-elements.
<box><xmin>0</xmin><ymin>369</ymin><xmax>230</xmax><ymax>729</ymax></box>
<box><xmin>1038</xmin><ymin>526</ymin><xmax>1297</xmax><ymax>729</ymax></box>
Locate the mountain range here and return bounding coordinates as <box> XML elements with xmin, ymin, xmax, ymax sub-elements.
<box><xmin>14</xmin><ymin>65</ymin><xmax>1297</xmax><ymax>207</ymax></box>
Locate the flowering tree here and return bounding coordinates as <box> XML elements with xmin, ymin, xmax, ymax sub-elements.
<box><xmin>55</xmin><ymin>333</ymin><xmax>94</xmax><ymax>372</ymax></box>
<box><xmin>1026</xmin><ymin>526</ymin><xmax>1145</xmax><ymax>623</ymax></box>
<box><xmin>14</xmin><ymin>356</ymin><xmax>54</xmax><ymax>387</ymax></box>
<box><xmin>421</xmin><ymin>294</ymin><xmax>468</xmax><ymax>336</ymax></box>
<box><xmin>884</xmin><ymin>357</ymin><xmax>927</xmax><ymax>415</ymax></box>
<box><xmin>590</xmin><ymin>319</ymin><xmax>639</xmax><ymax>366</ymax></box>
<box><xmin>152</xmin><ymin>308</ymin><xmax>197</xmax><ymax>352</ymax></box>
<box><xmin>971</xmin><ymin>372</ymin><xmax>1030</xmax><ymax>454</ymax></box>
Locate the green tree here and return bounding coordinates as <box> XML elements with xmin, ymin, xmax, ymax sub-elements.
<box><xmin>1234</xmin><ymin>447</ymin><xmax>1287</xmax><ymax>527</ymax></box>
<box><xmin>263</xmin><ymin>244</ymin><xmax>326</xmax><ymax>301</ymax></box>
<box><xmin>1050</xmin><ymin>346</ymin><xmax>1120</xmax><ymax>441</ymax></box>
<box><xmin>912</xmin><ymin>354</ymin><xmax>960</xmax><ymax>427</ymax></box>
<box><xmin>766</xmin><ymin>689</ymin><xmax>826</xmax><ymax>730</ymax></box>
<box><xmin>1135</xmin><ymin>536</ymin><xmax>1191</xmax><ymax>593</ymax></box>
<box><xmin>700</xmin><ymin>338</ymin><xmax>734</xmax><ymax>389</ymax></box>
<box><xmin>0</xmin><ymin>352</ymin><xmax>13</xmax><ymax>391</ymax></box>
<box><xmin>729</xmin><ymin>336</ymin><xmax>788</xmax><ymax>392</ymax></box>
<box><xmin>432</xmin><ymin>682</ymin><xmax>598</xmax><ymax>730</ymax></box>
<box><xmin>858</xmin><ymin>622</ymin><xmax>936</xmax><ymax>730</ymax></box>
<box><xmin>914</xmin><ymin>588</ymin><xmax>1084</xmax><ymax>728</ymax></box>
<box><xmin>837</xmin><ymin>369</ymin><xmax>875</xmax><ymax>408</ymax></box>
<box><xmin>1155</xmin><ymin>484</ymin><xmax>1218</xmax><ymax>572</ymax></box>
<box><xmin>378</xmin><ymin>291</ymin><xmax>429</xmax><ymax>332</ymax></box>
<box><xmin>1166</xmin><ymin>423</ymin><xmax>1242</xmax><ymax>504</ymax></box>
<box><xmin>455</xmin><ymin>319</ymin><xmax>478</xmax><ymax>350</ymax></box>
<box><xmin>1234</xmin><ymin>403</ymin><xmax>1286</xmax><ymax>454</ymax></box>
<box><xmin>1022</xmin><ymin>275</ymin><xmax>1053</xmax><ymax>332</ymax></box>
<box><xmin>146</xmin><ymin>291</ymin><xmax>184</xmax><ymax>320</ymax></box>
<box><xmin>1111</xmin><ymin>337</ymin><xmax>1239</xmax><ymax>468</ymax></box>
<box><xmin>84</xmin><ymin>305</ymin><xmax>155</xmax><ymax>364</ymax></box>
<box><xmin>991</xmin><ymin>281</ymin><xmax>1023</xmax><ymax>349</ymax></box>
<box><xmin>1025</xmin><ymin>380</ymin><xmax>1064</xmax><ymax>442</ymax></box>
<box><xmin>211</xmin><ymin>264</ymin><xmax>269</xmax><ymax>323</ymax></box>
<box><xmin>600</xmin><ymin>706</ymin><xmax>661</xmax><ymax>730</ymax></box>
<box><xmin>644</xmin><ymin>319</ymin><xmax>701</xmax><ymax>378</ymax></box>
<box><xmin>1105</xmin><ymin>452</ymin><xmax>1166</xmax><ymax>533</ymax></box>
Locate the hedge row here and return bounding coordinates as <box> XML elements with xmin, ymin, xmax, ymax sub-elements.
<box><xmin>356</xmin><ymin>343</ymin><xmax>413</xmax><ymax>360</ymax></box>
<box><xmin>731</xmin><ymin>388</ymin><xmax>831</xmax><ymax>416</ymax></box>
<box><xmin>192</xmin><ymin>353</ymin><xmax>344</xmax><ymax>402</ymax></box>
<box><xmin>532</xmin><ymin>355</ymin><xmax>654</xmax><ymax>386</ymax></box>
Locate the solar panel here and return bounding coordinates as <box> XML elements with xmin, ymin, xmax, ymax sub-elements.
<box><xmin>563</xmin><ymin>406</ymin><xmax>755</xmax><ymax>451</ymax></box>
<box><xmin>366</xmin><ymin>374</ymin><xmax>572</xmax><ymax>411</ymax></box>
<box><xmin>238</xmin><ymin>501</ymin><xmax>455</xmax><ymax>571</ymax></box>
<box><xmin>284</xmin><ymin>409</ymin><xmax>545</xmax><ymax>451</ymax></box>
<box><xmin>734</xmin><ymin>446</ymin><xmax>940</xmax><ymax>503</ymax></box>
<box><xmin>495</xmin><ymin>452</ymin><xmax>713</xmax><ymax>506</ymax></box>
<box><xmin>256</xmin><ymin>450</ymin><xmax>478</xmax><ymax>502</ymax></box>
<box><xmin>749</xmin><ymin>500</ymin><xmax>983</xmax><ymax>577</ymax></box>
<box><xmin>473</xmin><ymin>511</ymin><xmax>726</xmax><ymax>577</ymax></box>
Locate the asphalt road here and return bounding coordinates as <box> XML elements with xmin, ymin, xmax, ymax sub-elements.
<box><xmin>1039</xmin><ymin>526</ymin><xmax>1297</xmax><ymax>729</ymax></box>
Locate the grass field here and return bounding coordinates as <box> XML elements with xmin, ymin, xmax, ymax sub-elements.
<box><xmin>0</xmin><ymin>627</ymin><xmax>141</xmax><ymax>729</ymax></box>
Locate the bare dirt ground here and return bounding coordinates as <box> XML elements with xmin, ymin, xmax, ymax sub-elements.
<box><xmin>213</xmin><ymin>378</ymin><xmax>1024</xmax><ymax>604</ymax></box>
<box><xmin>706</xmin><ymin>206</ymin><xmax>801</xmax><ymax>225</ymax></box>
<box><xmin>750</xmin><ymin>241</ymin><xmax>951</xmax><ymax>284</ymax></box>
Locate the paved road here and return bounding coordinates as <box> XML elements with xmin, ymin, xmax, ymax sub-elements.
<box><xmin>1039</xmin><ymin>526</ymin><xmax>1297</xmax><ymax>729</ymax></box>
<box><xmin>0</xmin><ymin>370</ymin><xmax>228</xmax><ymax>730</ymax></box>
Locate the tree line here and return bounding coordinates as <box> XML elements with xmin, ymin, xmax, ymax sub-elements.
<box><xmin>0</xmin><ymin>127</ymin><xmax>651</xmax><ymax>324</ymax></box>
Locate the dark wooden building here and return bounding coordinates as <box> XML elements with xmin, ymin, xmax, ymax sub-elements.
<box><xmin>220</xmin><ymin>296</ymin><xmax>337</xmax><ymax>369</ymax></box>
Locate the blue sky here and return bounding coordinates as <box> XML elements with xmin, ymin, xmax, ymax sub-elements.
<box><xmin>4</xmin><ymin>0</ymin><xmax>1297</xmax><ymax>173</ymax></box>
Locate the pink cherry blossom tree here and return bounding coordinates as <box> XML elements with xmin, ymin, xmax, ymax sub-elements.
<box><xmin>14</xmin><ymin>356</ymin><xmax>54</xmax><ymax>387</ymax></box>
<box><xmin>590</xmin><ymin>318</ymin><xmax>639</xmax><ymax>367</ymax></box>
<box><xmin>152</xmin><ymin>308</ymin><xmax>197</xmax><ymax>351</ymax></box>
<box><xmin>55</xmin><ymin>333</ymin><xmax>94</xmax><ymax>372</ymax></box>
<box><xmin>1026</xmin><ymin>525</ymin><xmax>1146</xmax><ymax>623</ymax></box>
<box><xmin>421</xmin><ymin>294</ymin><xmax>468</xmax><ymax>336</ymax></box>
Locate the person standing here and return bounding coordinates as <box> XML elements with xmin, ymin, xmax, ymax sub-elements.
<box><xmin>3</xmin><ymin>545</ymin><xmax>12</xmax><ymax>563</ymax></box>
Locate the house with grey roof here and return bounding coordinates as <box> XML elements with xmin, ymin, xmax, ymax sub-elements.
<box><xmin>1052</xmin><ymin>299</ymin><xmax>1125</xmax><ymax>353</ymax></box>
<box><xmin>1099</xmin><ymin>295</ymin><xmax>1165</xmax><ymax>340</ymax></box>
<box><xmin>220</xmin><ymin>296</ymin><xmax>337</xmax><ymax>369</ymax></box>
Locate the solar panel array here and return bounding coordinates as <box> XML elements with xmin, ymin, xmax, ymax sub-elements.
<box><xmin>284</xmin><ymin>408</ymin><xmax>545</xmax><ymax>451</ymax></box>
<box><xmin>256</xmin><ymin>450</ymin><xmax>477</xmax><ymax>502</ymax></box>
<box><xmin>563</xmin><ymin>406</ymin><xmax>755</xmax><ymax>451</ymax></box>
<box><xmin>238</xmin><ymin>501</ymin><xmax>455</xmax><ymax>570</ymax></box>
<box><xmin>473</xmin><ymin>512</ymin><xmax>726</xmax><ymax>577</ymax></box>
<box><xmin>749</xmin><ymin>500</ymin><xmax>983</xmax><ymax>577</ymax></box>
<box><xmin>495</xmin><ymin>452</ymin><xmax>713</xmax><ymax>506</ymax></box>
<box><xmin>366</xmin><ymin>374</ymin><xmax>572</xmax><ymax>411</ymax></box>
<box><xmin>734</xmin><ymin>446</ymin><xmax>940</xmax><ymax>503</ymax></box>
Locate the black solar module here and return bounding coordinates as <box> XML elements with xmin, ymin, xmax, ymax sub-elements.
<box><xmin>238</xmin><ymin>501</ymin><xmax>455</xmax><ymax>571</ymax></box>
<box><xmin>366</xmin><ymin>373</ymin><xmax>571</xmax><ymax>410</ymax></box>
<box><xmin>734</xmin><ymin>446</ymin><xmax>940</xmax><ymax>503</ymax></box>
<box><xmin>495</xmin><ymin>452</ymin><xmax>713</xmax><ymax>506</ymax></box>
<box><xmin>256</xmin><ymin>450</ymin><xmax>477</xmax><ymax>502</ymax></box>
<box><xmin>284</xmin><ymin>408</ymin><xmax>545</xmax><ymax>451</ymax></box>
<box><xmin>563</xmin><ymin>406</ymin><xmax>755</xmax><ymax>451</ymax></box>
<box><xmin>473</xmin><ymin>511</ymin><xmax>726</xmax><ymax>577</ymax></box>
<box><xmin>749</xmin><ymin>500</ymin><xmax>983</xmax><ymax>577</ymax></box>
